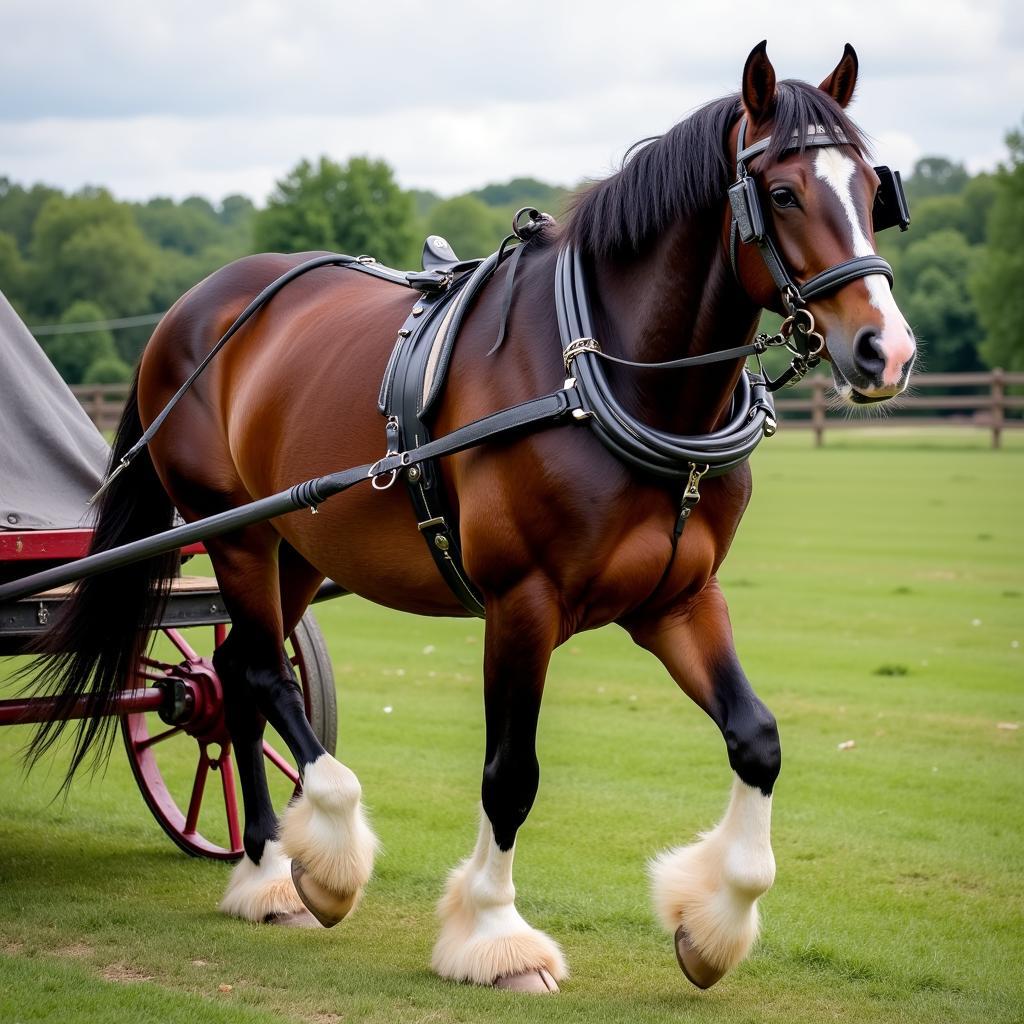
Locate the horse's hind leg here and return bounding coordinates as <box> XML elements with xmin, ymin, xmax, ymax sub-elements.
<box><xmin>432</xmin><ymin>577</ymin><xmax>567</xmax><ymax>992</ymax></box>
<box><xmin>211</xmin><ymin>530</ymin><xmax>377</xmax><ymax>926</ymax></box>
<box><xmin>627</xmin><ymin>579</ymin><xmax>780</xmax><ymax>988</ymax></box>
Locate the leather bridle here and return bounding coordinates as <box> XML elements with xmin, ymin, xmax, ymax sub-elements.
<box><xmin>726</xmin><ymin>116</ymin><xmax>896</xmax><ymax>383</ymax></box>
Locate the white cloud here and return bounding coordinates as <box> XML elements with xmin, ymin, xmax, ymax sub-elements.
<box><xmin>0</xmin><ymin>0</ymin><xmax>1020</xmax><ymax>201</ymax></box>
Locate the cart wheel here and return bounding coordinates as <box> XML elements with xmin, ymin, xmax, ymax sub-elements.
<box><xmin>121</xmin><ymin>610</ymin><xmax>337</xmax><ymax>861</ymax></box>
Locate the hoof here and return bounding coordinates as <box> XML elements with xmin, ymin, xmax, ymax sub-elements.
<box><xmin>290</xmin><ymin>861</ymin><xmax>357</xmax><ymax>928</ymax></box>
<box><xmin>674</xmin><ymin>926</ymin><xmax>726</xmax><ymax>989</ymax></box>
<box><xmin>494</xmin><ymin>969</ymin><xmax>560</xmax><ymax>993</ymax></box>
<box><xmin>262</xmin><ymin>907</ymin><xmax>320</xmax><ymax>928</ymax></box>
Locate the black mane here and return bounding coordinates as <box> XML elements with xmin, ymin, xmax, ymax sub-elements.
<box><xmin>564</xmin><ymin>80</ymin><xmax>869</xmax><ymax>259</ymax></box>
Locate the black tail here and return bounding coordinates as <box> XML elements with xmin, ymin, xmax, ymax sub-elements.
<box><xmin>22</xmin><ymin>370</ymin><xmax>178</xmax><ymax>788</ymax></box>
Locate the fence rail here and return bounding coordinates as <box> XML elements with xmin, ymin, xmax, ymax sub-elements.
<box><xmin>74</xmin><ymin>370</ymin><xmax>1024</xmax><ymax>447</ymax></box>
<box><xmin>773</xmin><ymin>369</ymin><xmax>1024</xmax><ymax>447</ymax></box>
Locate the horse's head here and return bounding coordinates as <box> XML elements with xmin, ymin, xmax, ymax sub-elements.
<box><xmin>729</xmin><ymin>42</ymin><xmax>916</xmax><ymax>404</ymax></box>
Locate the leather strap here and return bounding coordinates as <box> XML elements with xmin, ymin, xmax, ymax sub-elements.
<box><xmin>0</xmin><ymin>390</ymin><xmax>586</xmax><ymax>604</ymax></box>
<box><xmin>556</xmin><ymin>245</ymin><xmax>775</xmax><ymax>480</ymax></box>
<box><xmin>94</xmin><ymin>251</ymin><xmax>478</xmax><ymax>498</ymax></box>
<box><xmin>487</xmin><ymin>239</ymin><xmax>528</xmax><ymax>356</ymax></box>
<box><xmin>799</xmin><ymin>255</ymin><xmax>894</xmax><ymax>301</ymax></box>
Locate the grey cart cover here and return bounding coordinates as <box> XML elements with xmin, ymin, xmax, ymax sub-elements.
<box><xmin>0</xmin><ymin>290</ymin><xmax>110</xmax><ymax>529</ymax></box>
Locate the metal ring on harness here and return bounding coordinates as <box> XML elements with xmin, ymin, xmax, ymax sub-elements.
<box><xmin>368</xmin><ymin>453</ymin><xmax>406</xmax><ymax>491</ymax></box>
<box><xmin>563</xmin><ymin>337</ymin><xmax>602</xmax><ymax>373</ymax></box>
<box><xmin>781</xmin><ymin>308</ymin><xmax>826</xmax><ymax>361</ymax></box>
<box><xmin>512</xmin><ymin>206</ymin><xmax>545</xmax><ymax>240</ymax></box>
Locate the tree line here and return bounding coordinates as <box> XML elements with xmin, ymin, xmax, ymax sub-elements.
<box><xmin>1</xmin><ymin>122</ymin><xmax>1021</xmax><ymax>385</ymax></box>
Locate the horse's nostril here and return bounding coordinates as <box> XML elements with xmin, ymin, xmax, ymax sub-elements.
<box><xmin>852</xmin><ymin>328</ymin><xmax>886</xmax><ymax>382</ymax></box>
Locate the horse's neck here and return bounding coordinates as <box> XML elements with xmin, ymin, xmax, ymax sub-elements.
<box><xmin>586</xmin><ymin>215</ymin><xmax>760</xmax><ymax>435</ymax></box>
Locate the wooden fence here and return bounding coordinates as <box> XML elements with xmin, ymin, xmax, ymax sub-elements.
<box><xmin>72</xmin><ymin>383</ymin><xmax>132</xmax><ymax>433</ymax></box>
<box><xmin>74</xmin><ymin>370</ymin><xmax>1024</xmax><ymax>447</ymax></box>
<box><xmin>773</xmin><ymin>369</ymin><xmax>1024</xmax><ymax>447</ymax></box>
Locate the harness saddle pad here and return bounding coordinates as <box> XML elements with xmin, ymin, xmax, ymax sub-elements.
<box><xmin>378</xmin><ymin>240</ymin><xmax>502</xmax><ymax>617</ymax></box>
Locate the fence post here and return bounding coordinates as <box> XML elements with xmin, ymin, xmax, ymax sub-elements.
<box><xmin>90</xmin><ymin>387</ymin><xmax>104</xmax><ymax>430</ymax></box>
<box><xmin>811</xmin><ymin>377</ymin><xmax>827</xmax><ymax>447</ymax></box>
<box><xmin>991</xmin><ymin>368</ymin><xmax>1005</xmax><ymax>450</ymax></box>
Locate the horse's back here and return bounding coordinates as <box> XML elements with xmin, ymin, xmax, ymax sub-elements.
<box><xmin>139</xmin><ymin>252</ymin><xmax>467</xmax><ymax>614</ymax></box>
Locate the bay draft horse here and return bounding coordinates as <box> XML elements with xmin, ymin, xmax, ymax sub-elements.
<box><xmin>29</xmin><ymin>43</ymin><xmax>914</xmax><ymax>993</ymax></box>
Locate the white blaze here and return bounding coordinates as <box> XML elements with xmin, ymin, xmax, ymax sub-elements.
<box><xmin>814</xmin><ymin>149</ymin><xmax>914</xmax><ymax>387</ymax></box>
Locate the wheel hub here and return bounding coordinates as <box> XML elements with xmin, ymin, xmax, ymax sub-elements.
<box><xmin>157</xmin><ymin>658</ymin><xmax>230</xmax><ymax>747</ymax></box>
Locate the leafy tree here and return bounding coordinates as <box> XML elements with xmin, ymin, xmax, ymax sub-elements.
<box><xmin>425</xmin><ymin>196</ymin><xmax>506</xmax><ymax>258</ymax></box>
<box><xmin>0</xmin><ymin>230</ymin><xmax>25</xmax><ymax>307</ymax></box>
<box><xmin>83</xmin><ymin>354</ymin><xmax>132</xmax><ymax>384</ymax></box>
<box><xmin>971</xmin><ymin>121</ymin><xmax>1024</xmax><ymax>370</ymax></box>
<box><xmin>133</xmin><ymin>197</ymin><xmax>222</xmax><ymax>256</ymax></box>
<box><xmin>0</xmin><ymin>178</ymin><xmax>62</xmax><ymax>254</ymax></box>
<box><xmin>961</xmin><ymin>174</ymin><xmax>998</xmax><ymax>245</ymax></box>
<box><xmin>409</xmin><ymin>188</ymin><xmax>442</xmax><ymax>220</ymax></box>
<box><xmin>29</xmin><ymin>191</ymin><xmax>157</xmax><ymax>318</ymax></box>
<box><xmin>41</xmin><ymin>300</ymin><xmax>119</xmax><ymax>384</ymax></box>
<box><xmin>254</xmin><ymin>156</ymin><xmax>417</xmax><ymax>266</ymax></box>
<box><xmin>899</xmin><ymin>230</ymin><xmax>985</xmax><ymax>372</ymax></box>
<box><xmin>904</xmin><ymin>157</ymin><xmax>970</xmax><ymax>203</ymax></box>
<box><xmin>470</xmin><ymin>177</ymin><xmax>569</xmax><ymax>217</ymax></box>
<box><xmin>219</xmin><ymin>194</ymin><xmax>256</xmax><ymax>227</ymax></box>
<box><xmin>907</xmin><ymin>195</ymin><xmax>968</xmax><ymax>241</ymax></box>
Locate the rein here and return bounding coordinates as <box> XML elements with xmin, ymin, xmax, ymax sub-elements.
<box><xmin>5</xmin><ymin>118</ymin><xmax>911</xmax><ymax>609</ymax></box>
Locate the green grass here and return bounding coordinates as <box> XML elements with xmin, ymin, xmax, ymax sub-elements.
<box><xmin>1</xmin><ymin>430</ymin><xmax>1022</xmax><ymax>1023</ymax></box>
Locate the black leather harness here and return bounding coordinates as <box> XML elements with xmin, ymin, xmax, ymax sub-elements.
<box><xmin>34</xmin><ymin>128</ymin><xmax>911</xmax><ymax>618</ymax></box>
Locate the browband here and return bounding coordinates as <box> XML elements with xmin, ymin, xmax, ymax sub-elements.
<box><xmin>736</xmin><ymin>126</ymin><xmax>851</xmax><ymax>167</ymax></box>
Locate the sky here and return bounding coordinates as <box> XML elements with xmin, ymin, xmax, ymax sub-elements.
<box><xmin>2</xmin><ymin>0</ymin><xmax>1022</xmax><ymax>205</ymax></box>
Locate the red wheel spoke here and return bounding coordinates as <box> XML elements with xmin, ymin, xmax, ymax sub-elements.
<box><xmin>289</xmin><ymin>655</ymin><xmax>300</xmax><ymax>667</ymax></box>
<box><xmin>262</xmin><ymin>741</ymin><xmax>300</xmax><ymax>785</ymax></box>
<box><xmin>137</xmin><ymin>724</ymin><xmax>184</xmax><ymax>751</ymax></box>
<box><xmin>218</xmin><ymin>749</ymin><xmax>242</xmax><ymax>852</ymax></box>
<box><xmin>184</xmin><ymin>752</ymin><xmax>210</xmax><ymax>835</ymax></box>
<box><xmin>140</xmin><ymin>656</ymin><xmax>170</xmax><ymax>671</ymax></box>
<box><xmin>164</xmin><ymin>628</ymin><xmax>198</xmax><ymax>662</ymax></box>
<box><xmin>137</xmin><ymin>670</ymin><xmax>168</xmax><ymax>683</ymax></box>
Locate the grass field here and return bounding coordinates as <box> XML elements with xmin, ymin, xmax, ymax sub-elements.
<box><xmin>1</xmin><ymin>429</ymin><xmax>1022</xmax><ymax>1024</ymax></box>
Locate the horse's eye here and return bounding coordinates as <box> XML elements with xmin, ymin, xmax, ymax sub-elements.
<box><xmin>770</xmin><ymin>188</ymin><xmax>797</xmax><ymax>209</ymax></box>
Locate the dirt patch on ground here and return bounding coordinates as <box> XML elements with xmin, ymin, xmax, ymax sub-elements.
<box><xmin>56</xmin><ymin>942</ymin><xmax>93</xmax><ymax>959</ymax></box>
<box><xmin>0</xmin><ymin>938</ymin><xmax>24</xmax><ymax>955</ymax></box>
<box><xmin>305</xmin><ymin>1014</ymin><xmax>344</xmax><ymax>1024</ymax></box>
<box><xmin>100</xmin><ymin>962</ymin><xmax>154</xmax><ymax>983</ymax></box>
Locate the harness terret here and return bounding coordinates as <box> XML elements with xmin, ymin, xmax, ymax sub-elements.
<box><xmin>0</xmin><ymin>124</ymin><xmax>911</xmax><ymax>611</ymax></box>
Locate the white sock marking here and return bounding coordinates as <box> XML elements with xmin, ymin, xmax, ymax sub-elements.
<box><xmin>432</xmin><ymin>811</ymin><xmax>567</xmax><ymax>984</ymax></box>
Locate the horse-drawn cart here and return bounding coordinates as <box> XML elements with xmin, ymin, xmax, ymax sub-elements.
<box><xmin>0</xmin><ymin>290</ymin><xmax>336</xmax><ymax>860</ymax></box>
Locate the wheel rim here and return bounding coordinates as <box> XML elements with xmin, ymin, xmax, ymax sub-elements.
<box><xmin>121</xmin><ymin>623</ymin><xmax>309</xmax><ymax>860</ymax></box>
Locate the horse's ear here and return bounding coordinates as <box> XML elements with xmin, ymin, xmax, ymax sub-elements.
<box><xmin>742</xmin><ymin>41</ymin><xmax>777</xmax><ymax>125</ymax></box>
<box><xmin>819</xmin><ymin>43</ymin><xmax>859</xmax><ymax>108</ymax></box>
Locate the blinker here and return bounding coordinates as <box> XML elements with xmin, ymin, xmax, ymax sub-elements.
<box><xmin>871</xmin><ymin>165</ymin><xmax>910</xmax><ymax>233</ymax></box>
<box><xmin>728</xmin><ymin>177</ymin><xmax>766</xmax><ymax>244</ymax></box>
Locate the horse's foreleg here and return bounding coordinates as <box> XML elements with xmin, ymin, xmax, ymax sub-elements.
<box><xmin>211</xmin><ymin>533</ymin><xmax>376</xmax><ymax>927</ymax></box>
<box><xmin>431</xmin><ymin>578</ymin><xmax>566</xmax><ymax>993</ymax></box>
<box><xmin>627</xmin><ymin>579</ymin><xmax>781</xmax><ymax>988</ymax></box>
